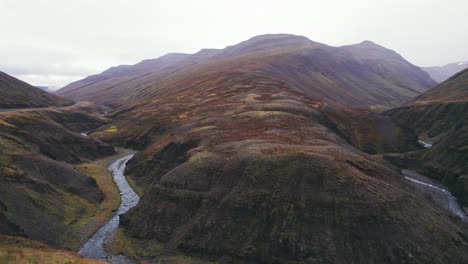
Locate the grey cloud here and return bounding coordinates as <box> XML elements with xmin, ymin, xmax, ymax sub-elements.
<box><xmin>1</xmin><ymin>0</ymin><xmax>467</xmax><ymax>87</ymax></box>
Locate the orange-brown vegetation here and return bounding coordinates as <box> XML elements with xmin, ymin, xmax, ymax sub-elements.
<box><xmin>85</xmin><ymin>36</ymin><xmax>466</xmax><ymax>263</ymax></box>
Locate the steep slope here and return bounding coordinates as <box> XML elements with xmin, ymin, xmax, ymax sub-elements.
<box><xmin>341</xmin><ymin>41</ymin><xmax>435</xmax><ymax>94</ymax></box>
<box><xmin>386</xmin><ymin>69</ymin><xmax>468</xmax><ymax>205</ymax></box>
<box><xmin>57</xmin><ymin>34</ymin><xmax>435</xmax><ymax>109</ymax></box>
<box><xmin>0</xmin><ymin>104</ymin><xmax>116</xmax><ymax>249</ymax></box>
<box><xmin>407</xmin><ymin>69</ymin><xmax>468</xmax><ymax>103</ymax></box>
<box><xmin>0</xmin><ymin>71</ymin><xmax>73</xmax><ymax>109</ymax></box>
<box><xmin>56</xmin><ymin>53</ymin><xmax>190</xmax><ymax>106</ymax></box>
<box><xmin>85</xmin><ymin>63</ymin><xmax>468</xmax><ymax>262</ymax></box>
<box><xmin>423</xmin><ymin>61</ymin><xmax>468</xmax><ymax>83</ymax></box>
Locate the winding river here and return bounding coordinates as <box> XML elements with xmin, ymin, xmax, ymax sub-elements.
<box><xmin>402</xmin><ymin>139</ymin><xmax>467</xmax><ymax>221</ymax></box>
<box><xmin>403</xmin><ymin>169</ymin><xmax>467</xmax><ymax>221</ymax></box>
<box><xmin>417</xmin><ymin>139</ymin><xmax>432</xmax><ymax>148</ymax></box>
<box><xmin>74</xmin><ymin>134</ymin><xmax>466</xmax><ymax>263</ymax></box>
<box><xmin>78</xmin><ymin>153</ymin><xmax>139</xmax><ymax>262</ymax></box>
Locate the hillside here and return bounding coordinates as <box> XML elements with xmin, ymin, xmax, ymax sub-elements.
<box><xmin>386</xmin><ymin>69</ymin><xmax>468</xmax><ymax>205</ymax></box>
<box><xmin>57</xmin><ymin>34</ymin><xmax>436</xmax><ymax>110</ymax></box>
<box><xmin>423</xmin><ymin>61</ymin><xmax>468</xmax><ymax>83</ymax></box>
<box><xmin>0</xmin><ymin>102</ymin><xmax>118</xmax><ymax>250</ymax></box>
<box><xmin>0</xmin><ymin>71</ymin><xmax>73</xmax><ymax>109</ymax></box>
<box><xmin>56</xmin><ymin>53</ymin><xmax>190</xmax><ymax>106</ymax></box>
<box><xmin>64</xmin><ymin>37</ymin><xmax>468</xmax><ymax>263</ymax></box>
<box><xmin>408</xmin><ymin>68</ymin><xmax>468</xmax><ymax>103</ymax></box>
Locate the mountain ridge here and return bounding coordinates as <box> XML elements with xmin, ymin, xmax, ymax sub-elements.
<box><xmin>57</xmin><ymin>34</ymin><xmax>436</xmax><ymax>110</ymax></box>
<box><xmin>423</xmin><ymin>61</ymin><xmax>468</xmax><ymax>83</ymax></box>
<box><xmin>0</xmin><ymin>71</ymin><xmax>74</xmax><ymax>109</ymax></box>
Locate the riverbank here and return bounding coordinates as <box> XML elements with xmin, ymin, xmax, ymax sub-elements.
<box><xmin>72</xmin><ymin>149</ymin><xmax>134</xmax><ymax>249</ymax></box>
<box><xmin>402</xmin><ymin>169</ymin><xmax>467</xmax><ymax>222</ymax></box>
<box><xmin>78</xmin><ymin>152</ymin><xmax>139</xmax><ymax>262</ymax></box>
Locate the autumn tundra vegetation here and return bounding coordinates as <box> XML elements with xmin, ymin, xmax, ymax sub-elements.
<box><xmin>0</xmin><ymin>34</ymin><xmax>467</xmax><ymax>263</ymax></box>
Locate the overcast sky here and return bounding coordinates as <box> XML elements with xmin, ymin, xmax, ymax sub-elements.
<box><xmin>1</xmin><ymin>0</ymin><xmax>467</xmax><ymax>88</ymax></box>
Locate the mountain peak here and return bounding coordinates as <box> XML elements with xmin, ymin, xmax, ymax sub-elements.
<box><xmin>245</xmin><ymin>33</ymin><xmax>310</xmax><ymax>42</ymax></box>
<box><xmin>359</xmin><ymin>40</ymin><xmax>378</xmax><ymax>46</ymax></box>
<box><xmin>239</xmin><ymin>33</ymin><xmax>318</xmax><ymax>48</ymax></box>
<box><xmin>211</xmin><ymin>33</ymin><xmax>323</xmax><ymax>59</ymax></box>
<box><xmin>341</xmin><ymin>40</ymin><xmax>408</xmax><ymax>64</ymax></box>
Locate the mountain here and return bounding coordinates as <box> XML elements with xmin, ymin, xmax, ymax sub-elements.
<box><xmin>386</xmin><ymin>68</ymin><xmax>468</xmax><ymax>205</ymax></box>
<box><xmin>423</xmin><ymin>61</ymin><xmax>468</xmax><ymax>83</ymax></box>
<box><xmin>56</xmin><ymin>53</ymin><xmax>190</xmax><ymax>106</ymax></box>
<box><xmin>35</xmin><ymin>86</ymin><xmax>51</xmax><ymax>92</ymax></box>
<box><xmin>35</xmin><ymin>86</ymin><xmax>60</xmax><ymax>92</ymax></box>
<box><xmin>66</xmin><ymin>35</ymin><xmax>468</xmax><ymax>263</ymax></box>
<box><xmin>57</xmin><ymin>34</ymin><xmax>436</xmax><ymax>110</ymax></box>
<box><xmin>0</xmin><ymin>71</ymin><xmax>73</xmax><ymax>109</ymax></box>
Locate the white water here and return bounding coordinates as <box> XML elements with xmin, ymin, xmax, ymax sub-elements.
<box><xmin>78</xmin><ymin>153</ymin><xmax>139</xmax><ymax>262</ymax></box>
<box><xmin>403</xmin><ymin>171</ymin><xmax>467</xmax><ymax>222</ymax></box>
<box><xmin>418</xmin><ymin>140</ymin><xmax>432</xmax><ymax>148</ymax></box>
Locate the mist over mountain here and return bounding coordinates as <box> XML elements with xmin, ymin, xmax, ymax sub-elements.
<box><xmin>423</xmin><ymin>61</ymin><xmax>468</xmax><ymax>83</ymax></box>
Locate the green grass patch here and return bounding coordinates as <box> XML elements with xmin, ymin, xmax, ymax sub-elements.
<box><xmin>0</xmin><ymin>235</ymin><xmax>103</xmax><ymax>264</ymax></box>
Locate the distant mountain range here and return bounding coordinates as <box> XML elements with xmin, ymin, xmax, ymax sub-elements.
<box><xmin>35</xmin><ymin>86</ymin><xmax>61</xmax><ymax>92</ymax></box>
<box><xmin>423</xmin><ymin>61</ymin><xmax>468</xmax><ymax>82</ymax></box>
